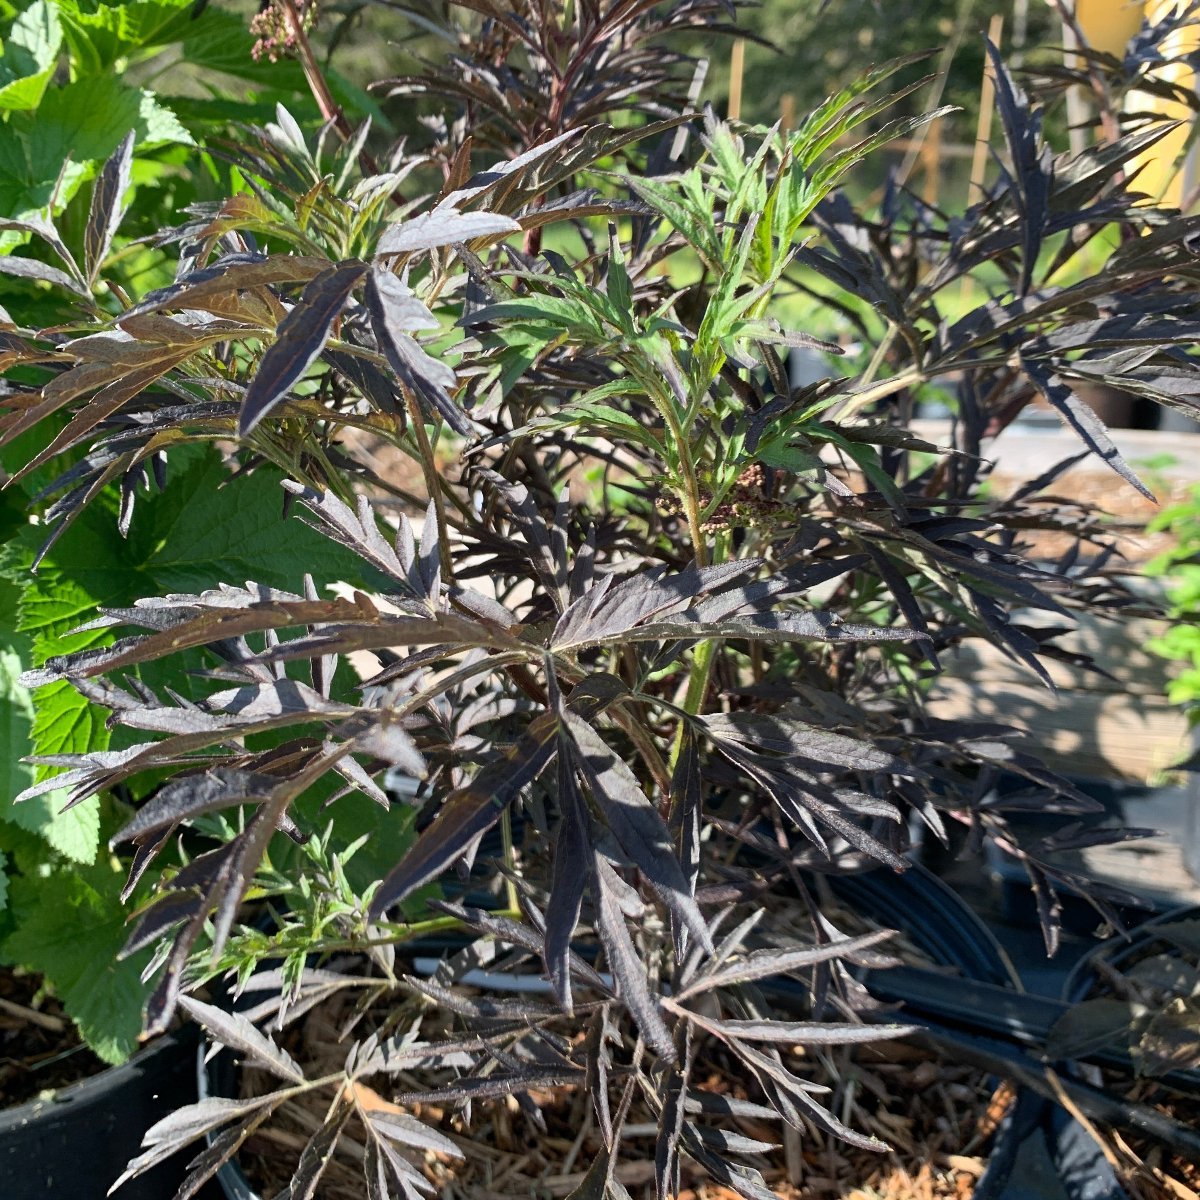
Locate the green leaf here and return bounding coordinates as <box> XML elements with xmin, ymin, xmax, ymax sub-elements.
<box><xmin>52</xmin><ymin>0</ymin><xmax>194</xmax><ymax>72</ymax></box>
<box><xmin>125</xmin><ymin>446</ymin><xmax>370</xmax><ymax>594</ymax></box>
<box><xmin>1</xmin><ymin>572</ymin><xmax>101</xmax><ymax>864</ymax></box>
<box><xmin>0</xmin><ymin>73</ymin><xmax>191</xmax><ymax>220</ymax></box>
<box><xmin>1</xmin><ymin>861</ymin><xmax>152</xmax><ymax>1063</ymax></box>
<box><xmin>0</xmin><ymin>1</ymin><xmax>62</xmax><ymax>111</ymax></box>
<box><xmin>0</xmin><ymin>851</ymin><xmax>7</xmax><ymax>913</ymax></box>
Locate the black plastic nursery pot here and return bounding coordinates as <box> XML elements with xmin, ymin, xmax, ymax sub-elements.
<box><xmin>1046</xmin><ymin>904</ymin><xmax>1200</xmax><ymax>1200</ymax></box>
<box><xmin>200</xmin><ymin>863</ymin><xmax>1032</xmax><ymax>1200</ymax></box>
<box><xmin>0</xmin><ymin>1027</ymin><xmax>198</xmax><ymax>1200</ymax></box>
<box><xmin>796</xmin><ymin>866</ymin><xmax>1034</xmax><ymax>1200</ymax></box>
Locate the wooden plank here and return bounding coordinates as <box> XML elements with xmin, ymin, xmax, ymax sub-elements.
<box><xmin>921</xmin><ymin>113</ymin><xmax>942</xmax><ymax>207</ymax></box>
<box><xmin>926</xmin><ymin>676</ymin><xmax>1188</xmax><ymax>783</ymax></box>
<box><xmin>969</xmin><ymin>14</ymin><xmax>1005</xmax><ymax>207</ymax></box>
<box><xmin>728</xmin><ymin>39</ymin><xmax>745</xmax><ymax>121</ymax></box>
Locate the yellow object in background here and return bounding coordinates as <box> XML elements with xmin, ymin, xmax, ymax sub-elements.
<box><xmin>1074</xmin><ymin>0</ymin><xmax>1144</xmax><ymax>57</ymax></box>
<box><xmin>1074</xmin><ymin>0</ymin><xmax>1200</xmax><ymax>206</ymax></box>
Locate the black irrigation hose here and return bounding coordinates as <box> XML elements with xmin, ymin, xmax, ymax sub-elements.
<box><xmin>764</xmin><ymin>973</ymin><xmax>1200</xmax><ymax>1165</ymax></box>
<box><xmin>854</xmin><ymin>964</ymin><xmax>1200</xmax><ymax>1097</ymax></box>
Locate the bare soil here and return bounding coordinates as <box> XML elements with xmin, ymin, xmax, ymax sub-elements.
<box><xmin>0</xmin><ymin>967</ymin><xmax>107</xmax><ymax>1109</ymax></box>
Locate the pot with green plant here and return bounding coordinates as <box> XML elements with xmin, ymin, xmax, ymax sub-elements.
<box><xmin>6</xmin><ymin>1</ymin><xmax>1200</xmax><ymax>1196</ymax></box>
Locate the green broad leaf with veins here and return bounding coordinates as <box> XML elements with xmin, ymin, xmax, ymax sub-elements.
<box><xmin>1</xmin><ymin>663</ymin><xmax>103</xmax><ymax>862</ymax></box>
<box><xmin>0</xmin><ymin>71</ymin><xmax>190</xmax><ymax>220</ymax></box>
<box><xmin>1</xmin><ymin>861</ymin><xmax>153</xmax><ymax>1063</ymax></box>
<box><xmin>52</xmin><ymin>0</ymin><xmax>196</xmax><ymax>72</ymax></box>
<box><xmin>1</xmin><ymin>555</ymin><xmax>103</xmax><ymax>863</ymax></box>
<box><xmin>0</xmin><ymin>1</ymin><xmax>61</xmax><ymax>112</ymax></box>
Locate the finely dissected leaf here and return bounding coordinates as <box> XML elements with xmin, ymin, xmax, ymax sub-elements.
<box><xmin>677</xmin><ymin>1126</ymin><xmax>779</xmax><ymax>1200</ymax></box>
<box><xmin>545</xmin><ymin>753</ymin><xmax>590</xmax><ymax>1012</ymax></box>
<box><xmin>563</xmin><ymin>712</ymin><xmax>712</xmax><ymax>954</ymax></box>
<box><xmin>0</xmin><ymin>253</ymin><xmax>90</xmax><ymax>296</ymax></box>
<box><xmin>126</xmin><ymin>252</ymin><xmax>328</xmax><ymax>318</ymax></box>
<box><xmin>551</xmin><ymin>559</ymin><xmax>764</xmax><ymax>651</ymax></box>
<box><xmin>731</xmin><ymin>1037</ymin><xmax>889</xmax><ymax>1151</ymax></box>
<box><xmin>169</xmin><ymin>1112</ymin><xmax>278</xmax><ymax>1200</ymax></box>
<box><xmin>679</xmin><ymin>930</ymin><xmax>898</xmax><ymax>999</ymax></box>
<box><xmin>563</xmin><ymin>1145</ymin><xmax>627</xmax><ymax>1200</ymax></box>
<box><xmin>687</xmin><ymin>1012</ymin><xmax>918</xmax><ymax>1045</ymax></box>
<box><xmin>239</xmin><ymin>260</ymin><xmax>368</xmax><ymax>434</ymax></box>
<box><xmin>370</xmin><ymin>712</ymin><xmax>559</xmax><ymax>916</ymax></box>
<box><xmin>438</xmin><ymin>128</ymin><xmax>583</xmax><ymax>208</ymax></box>
<box><xmin>112</xmin><ymin>1095</ymin><xmax>285</xmax><ymax>1191</ymax></box>
<box><xmin>179</xmin><ymin>997</ymin><xmax>305</xmax><ymax>1082</ymax></box>
<box><xmin>84</xmin><ymin>130</ymin><xmax>134</xmax><ymax>286</ymax></box>
<box><xmin>1022</xmin><ymin>357</ymin><xmax>1152</xmax><ymax>499</ymax></box>
<box><xmin>359</xmin><ymin>1104</ymin><xmax>462</xmax><ymax>1160</ymax></box>
<box><xmin>392</xmin><ymin>1067</ymin><xmax>584</xmax><ymax>1106</ymax></box>
<box><xmin>365</xmin><ymin>266</ymin><xmax>474</xmax><ymax>435</ymax></box>
<box><xmin>110</xmin><ymin>767</ymin><xmax>283</xmax><ymax>846</ymax></box>
<box><xmin>985</xmin><ymin>40</ymin><xmax>1051</xmax><ymax>295</ymax></box>
<box><xmin>701</xmin><ymin>711</ymin><xmax>907</xmax><ymax>774</ymax></box>
<box><xmin>591</xmin><ymin>853</ymin><xmax>676</xmax><ymax>1060</ymax></box>
<box><xmin>723</xmin><ymin>748</ymin><xmax>906</xmax><ymax>868</ymax></box>
<box><xmin>28</xmin><ymin>606</ymin><xmax>488</xmax><ymax>684</ymax></box>
<box><xmin>276</xmin><ymin>1105</ymin><xmax>352</xmax><ymax>1200</ymax></box>
<box><xmin>376</xmin><ymin>207</ymin><xmax>520</xmax><ymax>255</ymax></box>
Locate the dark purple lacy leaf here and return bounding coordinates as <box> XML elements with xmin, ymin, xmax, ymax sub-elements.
<box><xmin>113</xmin><ymin>1095</ymin><xmax>286</xmax><ymax>1191</ymax></box>
<box><xmin>1022</xmin><ymin>356</ymin><xmax>1152</xmax><ymax>499</ymax></box>
<box><xmin>365</xmin><ymin>267</ymin><xmax>475</xmax><ymax>436</ymax></box>
<box><xmin>679</xmin><ymin>929</ymin><xmax>899</xmax><ymax>999</ymax></box>
<box><xmin>591</xmin><ymin>854</ymin><xmax>675</xmax><ymax>1060</ymax></box>
<box><xmin>239</xmin><ymin>260</ymin><xmax>368</xmax><ymax>434</ymax></box>
<box><xmin>375</xmin><ymin>208</ymin><xmax>520</xmax><ymax>255</ymax></box>
<box><xmin>563</xmin><ymin>712</ymin><xmax>712</xmax><ymax>954</ymax></box>
<box><xmin>390</xmin><ymin>1066</ymin><xmax>583</xmax><ymax>1106</ymax></box>
<box><xmin>110</xmin><ymin>767</ymin><xmax>284</xmax><ymax>846</ymax></box>
<box><xmin>370</xmin><ymin>712</ymin><xmax>559</xmax><ymax>917</ymax></box>
<box><xmin>179</xmin><ymin>997</ymin><xmax>305</xmax><ymax>1083</ymax></box>
<box><xmin>687</xmin><ymin>1011</ymin><xmax>918</xmax><ymax>1045</ymax></box>
<box><xmin>732</xmin><ymin>1036</ymin><xmax>889</xmax><ymax>1152</ymax></box>
<box><xmin>0</xmin><ymin>253</ymin><xmax>90</xmax><ymax>296</ymax></box>
<box><xmin>276</xmin><ymin>1105</ymin><xmax>352</xmax><ymax>1200</ymax></box>
<box><xmin>545</xmin><ymin>754</ymin><xmax>591</xmax><ymax>1011</ymax></box>
<box><xmin>85</xmin><ymin>131</ymin><xmax>134</xmax><ymax>286</ymax></box>
<box><xmin>985</xmin><ymin>39</ymin><xmax>1052</xmax><ymax>295</ymax></box>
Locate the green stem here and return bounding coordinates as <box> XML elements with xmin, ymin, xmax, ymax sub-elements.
<box><xmin>500</xmin><ymin>809</ymin><xmax>520</xmax><ymax>913</ymax></box>
<box><xmin>645</xmin><ymin>380</ymin><xmax>707</xmax><ymax>568</ymax></box>
<box><xmin>666</xmin><ymin>529</ymin><xmax>730</xmax><ymax>775</ymax></box>
<box><xmin>256</xmin><ymin>909</ymin><xmax>526</xmax><ymax>959</ymax></box>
